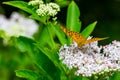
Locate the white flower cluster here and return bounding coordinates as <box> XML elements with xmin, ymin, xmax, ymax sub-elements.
<box><xmin>0</xmin><ymin>12</ymin><xmax>38</xmax><ymax>38</ymax></box>
<box><xmin>28</xmin><ymin>0</ymin><xmax>43</xmax><ymax>6</ymax></box>
<box><xmin>59</xmin><ymin>40</ymin><xmax>120</xmax><ymax>77</ymax></box>
<box><xmin>28</xmin><ymin>0</ymin><xmax>60</xmax><ymax>17</ymax></box>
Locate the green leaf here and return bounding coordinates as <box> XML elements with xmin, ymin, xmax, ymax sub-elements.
<box><xmin>50</xmin><ymin>23</ymin><xmax>67</xmax><ymax>45</ymax></box>
<box><xmin>36</xmin><ymin>44</ymin><xmax>59</xmax><ymax>67</ymax></box>
<box><xmin>3</xmin><ymin>1</ymin><xmax>35</xmax><ymax>14</ymax></box>
<box><xmin>15</xmin><ymin>70</ymin><xmax>41</xmax><ymax>80</ymax></box>
<box><xmin>33</xmin><ymin>48</ymin><xmax>61</xmax><ymax>80</ymax></box>
<box><xmin>109</xmin><ymin>71</ymin><xmax>120</xmax><ymax>80</ymax></box>
<box><xmin>38</xmin><ymin>24</ymin><xmax>56</xmax><ymax>49</ymax></box>
<box><xmin>36</xmin><ymin>44</ymin><xmax>67</xmax><ymax>80</ymax></box>
<box><xmin>66</xmin><ymin>1</ymin><xmax>81</xmax><ymax>32</ymax></box>
<box><xmin>38</xmin><ymin>23</ymin><xmax>67</xmax><ymax>49</ymax></box>
<box><xmin>56</xmin><ymin>0</ymin><xmax>70</xmax><ymax>8</ymax></box>
<box><xmin>66</xmin><ymin>1</ymin><xmax>81</xmax><ymax>44</ymax></box>
<box><xmin>15</xmin><ymin>36</ymin><xmax>35</xmax><ymax>52</ymax></box>
<box><xmin>81</xmin><ymin>77</ymin><xmax>89</xmax><ymax>80</ymax></box>
<box><xmin>15</xmin><ymin>36</ymin><xmax>61</xmax><ymax>80</ymax></box>
<box><xmin>74</xmin><ymin>75</ymin><xmax>89</xmax><ymax>80</ymax></box>
<box><xmin>30</xmin><ymin>14</ymin><xmax>46</xmax><ymax>24</ymax></box>
<box><xmin>3</xmin><ymin>1</ymin><xmax>49</xmax><ymax>24</ymax></box>
<box><xmin>81</xmin><ymin>21</ymin><xmax>97</xmax><ymax>38</ymax></box>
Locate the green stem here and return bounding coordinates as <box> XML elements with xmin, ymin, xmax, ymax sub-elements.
<box><xmin>47</xmin><ymin>23</ymin><xmax>56</xmax><ymax>48</ymax></box>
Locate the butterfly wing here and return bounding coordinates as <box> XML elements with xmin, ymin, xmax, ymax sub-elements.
<box><xmin>84</xmin><ymin>37</ymin><xmax>108</xmax><ymax>44</ymax></box>
<box><xmin>60</xmin><ymin>26</ymin><xmax>86</xmax><ymax>45</ymax></box>
<box><xmin>60</xmin><ymin>26</ymin><xmax>108</xmax><ymax>47</ymax></box>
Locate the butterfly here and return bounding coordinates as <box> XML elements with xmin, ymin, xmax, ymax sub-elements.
<box><xmin>60</xmin><ymin>25</ymin><xmax>107</xmax><ymax>47</ymax></box>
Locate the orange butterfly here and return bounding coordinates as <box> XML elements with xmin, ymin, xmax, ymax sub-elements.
<box><xmin>60</xmin><ymin>25</ymin><xmax>107</xmax><ymax>47</ymax></box>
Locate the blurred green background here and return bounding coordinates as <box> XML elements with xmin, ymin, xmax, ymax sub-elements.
<box><xmin>0</xmin><ymin>0</ymin><xmax>120</xmax><ymax>80</ymax></box>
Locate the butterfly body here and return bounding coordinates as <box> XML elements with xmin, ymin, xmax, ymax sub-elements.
<box><xmin>60</xmin><ymin>26</ymin><xmax>107</xmax><ymax>47</ymax></box>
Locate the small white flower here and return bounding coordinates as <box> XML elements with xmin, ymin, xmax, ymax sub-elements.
<box><xmin>48</xmin><ymin>2</ymin><xmax>60</xmax><ymax>12</ymax></box>
<box><xmin>28</xmin><ymin>0</ymin><xmax>43</xmax><ymax>6</ymax></box>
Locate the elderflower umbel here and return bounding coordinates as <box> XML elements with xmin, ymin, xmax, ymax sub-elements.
<box><xmin>28</xmin><ymin>0</ymin><xmax>60</xmax><ymax>17</ymax></box>
<box><xmin>59</xmin><ymin>40</ymin><xmax>120</xmax><ymax>77</ymax></box>
<box><xmin>0</xmin><ymin>12</ymin><xmax>38</xmax><ymax>38</ymax></box>
<box><xmin>36</xmin><ymin>2</ymin><xmax>60</xmax><ymax>17</ymax></box>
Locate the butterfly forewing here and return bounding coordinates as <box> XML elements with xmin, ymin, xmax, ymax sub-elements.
<box><xmin>60</xmin><ymin>26</ymin><xmax>86</xmax><ymax>44</ymax></box>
